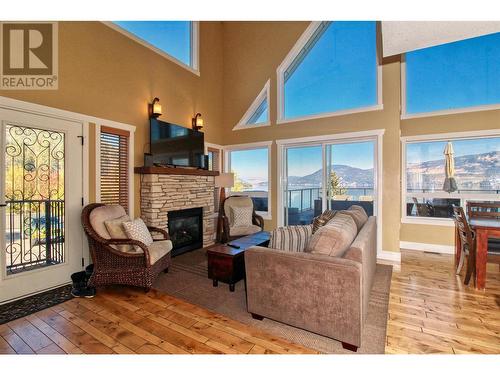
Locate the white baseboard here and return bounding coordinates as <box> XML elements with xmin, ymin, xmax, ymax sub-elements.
<box><xmin>400</xmin><ymin>241</ymin><xmax>454</xmax><ymax>254</ymax></box>
<box><xmin>377</xmin><ymin>250</ymin><xmax>401</xmax><ymax>264</ymax></box>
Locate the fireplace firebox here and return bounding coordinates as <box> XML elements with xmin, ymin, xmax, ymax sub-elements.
<box><xmin>167</xmin><ymin>207</ymin><xmax>203</xmax><ymax>256</ymax></box>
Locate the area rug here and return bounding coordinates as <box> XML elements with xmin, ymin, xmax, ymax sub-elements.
<box><xmin>153</xmin><ymin>249</ymin><xmax>392</xmax><ymax>354</ymax></box>
<box><xmin>0</xmin><ymin>285</ymin><xmax>73</xmax><ymax>325</ymax></box>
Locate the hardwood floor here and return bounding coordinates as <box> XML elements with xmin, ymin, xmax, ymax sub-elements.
<box><xmin>386</xmin><ymin>250</ymin><xmax>500</xmax><ymax>354</ymax></box>
<box><xmin>1</xmin><ymin>250</ymin><xmax>499</xmax><ymax>354</ymax></box>
<box><xmin>0</xmin><ymin>287</ymin><xmax>318</xmax><ymax>354</ymax></box>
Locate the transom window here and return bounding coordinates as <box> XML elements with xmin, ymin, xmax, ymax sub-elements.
<box><xmin>404</xmin><ymin>32</ymin><xmax>500</xmax><ymax>116</ymax></box>
<box><xmin>111</xmin><ymin>21</ymin><xmax>198</xmax><ymax>72</ymax></box>
<box><xmin>278</xmin><ymin>21</ymin><xmax>379</xmax><ymax>122</ymax></box>
<box><xmin>402</xmin><ymin>134</ymin><xmax>500</xmax><ymax>223</ymax></box>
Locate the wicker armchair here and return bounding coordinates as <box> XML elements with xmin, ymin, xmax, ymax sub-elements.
<box><xmin>81</xmin><ymin>203</ymin><xmax>172</xmax><ymax>291</ymax></box>
<box><xmin>220</xmin><ymin>195</ymin><xmax>264</xmax><ymax>243</ymax></box>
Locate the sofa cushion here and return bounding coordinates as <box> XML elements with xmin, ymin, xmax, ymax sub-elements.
<box><xmin>312</xmin><ymin>210</ymin><xmax>336</xmax><ymax>233</ymax></box>
<box><xmin>230</xmin><ymin>224</ymin><xmax>262</xmax><ymax>237</ymax></box>
<box><xmin>339</xmin><ymin>206</ymin><xmax>368</xmax><ymax>231</ymax></box>
<box><xmin>123</xmin><ymin>218</ymin><xmax>154</xmax><ymax>251</ymax></box>
<box><xmin>231</xmin><ymin>206</ymin><xmax>253</xmax><ymax>227</ymax></box>
<box><xmin>104</xmin><ymin>215</ymin><xmax>133</xmax><ymax>253</ymax></box>
<box><xmin>89</xmin><ymin>204</ymin><xmax>127</xmax><ymax>239</ymax></box>
<box><xmin>146</xmin><ymin>240</ymin><xmax>173</xmax><ymax>266</ymax></box>
<box><xmin>269</xmin><ymin>224</ymin><xmax>313</xmax><ymax>252</ymax></box>
<box><xmin>305</xmin><ymin>213</ymin><xmax>357</xmax><ymax>257</ymax></box>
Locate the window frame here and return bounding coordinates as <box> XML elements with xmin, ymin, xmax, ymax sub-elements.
<box><xmin>103</xmin><ymin>21</ymin><xmax>200</xmax><ymax>76</ymax></box>
<box><xmin>95</xmin><ymin>122</ymin><xmax>136</xmax><ymax>218</ymax></box>
<box><xmin>400</xmin><ymin>43</ymin><xmax>500</xmax><ymax>120</ymax></box>
<box><xmin>276</xmin><ymin>21</ymin><xmax>383</xmax><ymax>125</ymax></box>
<box><xmin>233</xmin><ymin>80</ymin><xmax>271</xmax><ymax>131</ymax></box>
<box><xmin>401</xmin><ymin>129</ymin><xmax>500</xmax><ymax>227</ymax></box>
<box><xmin>224</xmin><ymin>141</ymin><xmax>273</xmax><ymax>220</ymax></box>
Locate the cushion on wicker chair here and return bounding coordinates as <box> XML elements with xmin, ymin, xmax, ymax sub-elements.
<box><xmin>146</xmin><ymin>240</ymin><xmax>173</xmax><ymax>265</ymax></box>
<box><xmin>104</xmin><ymin>215</ymin><xmax>134</xmax><ymax>253</ymax></box>
<box><xmin>123</xmin><ymin>218</ymin><xmax>154</xmax><ymax>251</ymax></box>
<box><xmin>229</xmin><ymin>225</ymin><xmax>262</xmax><ymax>237</ymax></box>
<box><xmin>231</xmin><ymin>206</ymin><xmax>253</xmax><ymax>227</ymax></box>
<box><xmin>224</xmin><ymin>196</ymin><xmax>254</xmax><ymax>227</ymax></box>
<box><xmin>89</xmin><ymin>204</ymin><xmax>127</xmax><ymax>239</ymax></box>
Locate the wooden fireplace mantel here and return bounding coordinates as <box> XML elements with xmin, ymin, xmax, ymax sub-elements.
<box><xmin>135</xmin><ymin>166</ymin><xmax>219</xmax><ymax>177</ymax></box>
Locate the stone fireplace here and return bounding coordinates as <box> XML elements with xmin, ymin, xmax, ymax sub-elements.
<box><xmin>137</xmin><ymin>167</ymin><xmax>218</xmax><ymax>252</ymax></box>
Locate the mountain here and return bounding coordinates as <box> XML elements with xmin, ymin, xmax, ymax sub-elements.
<box><xmin>288</xmin><ymin>165</ymin><xmax>374</xmax><ymax>188</ymax></box>
<box><xmin>284</xmin><ymin>151</ymin><xmax>499</xmax><ymax>190</ymax></box>
<box><xmin>406</xmin><ymin>151</ymin><xmax>499</xmax><ymax>190</ymax></box>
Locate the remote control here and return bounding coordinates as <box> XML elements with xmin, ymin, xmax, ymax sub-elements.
<box><xmin>227</xmin><ymin>243</ymin><xmax>240</xmax><ymax>249</ymax></box>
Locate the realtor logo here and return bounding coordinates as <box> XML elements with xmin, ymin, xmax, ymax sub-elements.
<box><xmin>1</xmin><ymin>22</ymin><xmax>58</xmax><ymax>89</ymax></box>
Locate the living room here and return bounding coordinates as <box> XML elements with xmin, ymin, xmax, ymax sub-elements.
<box><xmin>0</xmin><ymin>0</ymin><xmax>499</xmax><ymax>372</ymax></box>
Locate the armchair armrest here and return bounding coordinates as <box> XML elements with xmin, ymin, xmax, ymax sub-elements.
<box><xmin>147</xmin><ymin>226</ymin><xmax>170</xmax><ymax>241</ymax></box>
<box><xmin>252</xmin><ymin>213</ymin><xmax>265</xmax><ymax>229</ymax></box>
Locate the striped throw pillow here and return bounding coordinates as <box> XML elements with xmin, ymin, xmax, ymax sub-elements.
<box><xmin>312</xmin><ymin>209</ymin><xmax>337</xmax><ymax>233</ymax></box>
<box><xmin>269</xmin><ymin>224</ymin><xmax>313</xmax><ymax>252</ymax></box>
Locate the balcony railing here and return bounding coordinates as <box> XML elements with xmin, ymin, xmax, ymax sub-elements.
<box><xmin>4</xmin><ymin>200</ymin><xmax>65</xmax><ymax>274</ymax></box>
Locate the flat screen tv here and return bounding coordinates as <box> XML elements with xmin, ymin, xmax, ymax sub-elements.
<box><xmin>150</xmin><ymin>118</ymin><xmax>206</xmax><ymax>169</ymax></box>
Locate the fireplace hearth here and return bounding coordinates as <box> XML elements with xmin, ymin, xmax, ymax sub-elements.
<box><xmin>167</xmin><ymin>207</ymin><xmax>203</xmax><ymax>256</ymax></box>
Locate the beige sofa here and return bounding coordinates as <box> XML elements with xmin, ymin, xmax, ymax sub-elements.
<box><xmin>244</xmin><ymin>216</ymin><xmax>377</xmax><ymax>351</ymax></box>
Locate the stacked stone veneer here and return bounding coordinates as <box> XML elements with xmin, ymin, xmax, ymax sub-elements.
<box><xmin>140</xmin><ymin>174</ymin><xmax>215</xmax><ymax>248</ymax></box>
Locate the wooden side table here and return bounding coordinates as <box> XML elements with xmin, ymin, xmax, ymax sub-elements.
<box><xmin>206</xmin><ymin>231</ymin><xmax>270</xmax><ymax>292</ymax></box>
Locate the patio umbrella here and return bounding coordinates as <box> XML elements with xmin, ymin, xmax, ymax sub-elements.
<box><xmin>442</xmin><ymin>141</ymin><xmax>458</xmax><ymax>193</ymax></box>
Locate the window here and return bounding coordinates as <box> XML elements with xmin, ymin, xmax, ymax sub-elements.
<box><xmin>111</xmin><ymin>21</ymin><xmax>198</xmax><ymax>72</ymax></box>
<box><xmin>403</xmin><ymin>133</ymin><xmax>499</xmax><ymax>223</ymax></box>
<box><xmin>404</xmin><ymin>33</ymin><xmax>500</xmax><ymax>116</ymax></box>
<box><xmin>226</xmin><ymin>144</ymin><xmax>271</xmax><ymax>217</ymax></box>
<box><xmin>99</xmin><ymin>126</ymin><xmax>131</xmax><ymax>213</ymax></box>
<box><xmin>278</xmin><ymin>21</ymin><xmax>379</xmax><ymax>122</ymax></box>
<box><xmin>281</xmin><ymin>139</ymin><xmax>377</xmax><ymax>226</ymax></box>
<box><xmin>233</xmin><ymin>80</ymin><xmax>270</xmax><ymax>130</ymax></box>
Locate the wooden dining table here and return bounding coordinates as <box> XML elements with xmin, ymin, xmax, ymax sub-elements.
<box><xmin>468</xmin><ymin>218</ymin><xmax>500</xmax><ymax>290</ymax></box>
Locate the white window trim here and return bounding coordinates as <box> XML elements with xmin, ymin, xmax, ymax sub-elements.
<box><xmin>224</xmin><ymin>141</ymin><xmax>273</xmax><ymax>220</ymax></box>
<box><xmin>103</xmin><ymin>21</ymin><xmax>200</xmax><ymax>76</ymax></box>
<box><xmin>233</xmin><ymin>80</ymin><xmax>271</xmax><ymax>131</ymax></box>
<box><xmin>400</xmin><ymin>55</ymin><xmax>500</xmax><ymax>120</ymax></box>
<box><xmin>276</xmin><ymin>21</ymin><xmax>383</xmax><ymax>125</ymax></box>
<box><xmin>401</xmin><ymin>129</ymin><xmax>500</xmax><ymax>226</ymax></box>
<box><xmin>95</xmin><ymin>122</ymin><xmax>136</xmax><ymax>219</ymax></box>
<box><xmin>277</xmin><ymin>129</ymin><xmax>384</xmax><ymax>255</ymax></box>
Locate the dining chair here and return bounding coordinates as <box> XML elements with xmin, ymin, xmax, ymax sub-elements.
<box><xmin>452</xmin><ymin>206</ymin><xmax>476</xmax><ymax>285</ymax></box>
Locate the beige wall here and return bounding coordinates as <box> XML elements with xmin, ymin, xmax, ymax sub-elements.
<box><xmin>221</xmin><ymin>22</ymin><xmax>402</xmax><ymax>253</ymax></box>
<box><xmin>0</xmin><ymin>21</ymin><xmax>225</xmax><ymax>216</ymax></box>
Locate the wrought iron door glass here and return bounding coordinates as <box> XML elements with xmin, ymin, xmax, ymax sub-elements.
<box><xmin>4</xmin><ymin>124</ymin><xmax>65</xmax><ymax>274</ymax></box>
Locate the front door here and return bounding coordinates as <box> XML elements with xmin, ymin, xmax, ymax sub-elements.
<box><xmin>0</xmin><ymin>107</ymin><xmax>83</xmax><ymax>303</ymax></box>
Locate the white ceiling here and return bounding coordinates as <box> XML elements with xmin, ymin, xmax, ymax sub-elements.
<box><xmin>381</xmin><ymin>21</ymin><xmax>500</xmax><ymax>57</ymax></box>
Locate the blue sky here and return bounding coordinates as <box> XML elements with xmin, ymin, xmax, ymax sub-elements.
<box><xmin>406</xmin><ymin>32</ymin><xmax>500</xmax><ymax>114</ymax></box>
<box><xmin>230</xmin><ymin>149</ymin><xmax>269</xmax><ymax>180</ymax></box>
<box><xmin>407</xmin><ymin>138</ymin><xmax>499</xmax><ymax>164</ymax></box>
<box><xmin>284</xmin><ymin>21</ymin><xmax>377</xmax><ymax>119</ymax></box>
<box><xmin>113</xmin><ymin>21</ymin><xmax>191</xmax><ymax>66</ymax></box>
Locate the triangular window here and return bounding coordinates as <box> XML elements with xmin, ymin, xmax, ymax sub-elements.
<box><xmin>233</xmin><ymin>80</ymin><xmax>270</xmax><ymax>130</ymax></box>
<box><xmin>277</xmin><ymin>21</ymin><xmax>379</xmax><ymax>122</ymax></box>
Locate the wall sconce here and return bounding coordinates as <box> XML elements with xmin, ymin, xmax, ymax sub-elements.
<box><xmin>192</xmin><ymin>113</ymin><xmax>204</xmax><ymax>131</ymax></box>
<box><xmin>149</xmin><ymin>97</ymin><xmax>162</xmax><ymax>118</ymax></box>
